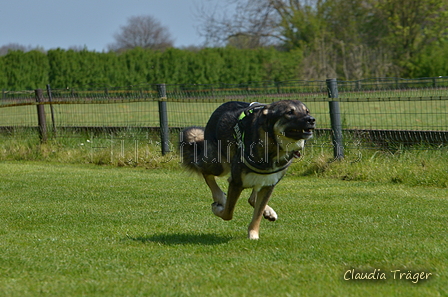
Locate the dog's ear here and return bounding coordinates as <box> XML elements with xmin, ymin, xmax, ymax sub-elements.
<box><xmin>261</xmin><ymin>105</ymin><xmax>275</xmax><ymax>134</ymax></box>
<box><xmin>261</xmin><ymin>104</ymin><xmax>272</xmax><ymax>116</ymax></box>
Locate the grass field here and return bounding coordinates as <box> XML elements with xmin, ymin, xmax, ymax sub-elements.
<box><xmin>0</xmin><ymin>161</ymin><xmax>447</xmax><ymax>296</ymax></box>
<box><xmin>0</xmin><ymin>89</ymin><xmax>447</xmax><ymax>296</ymax></box>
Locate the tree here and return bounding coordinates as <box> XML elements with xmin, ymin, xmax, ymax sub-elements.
<box><xmin>197</xmin><ymin>0</ymin><xmax>448</xmax><ymax>79</ymax></box>
<box><xmin>0</xmin><ymin>43</ymin><xmax>45</xmax><ymax>56</ymax></box>
<box><xmin>196</xmin><ymin>0</ymin><xmax>281</xmax><ymax>48</ymax></box>
<box><xmin>108</xmin><ymin>15</ymin><xmax>174</xmax><ymax>51</ymax></box>
<box><xmin>375</xmin><ymin>0</ymin><xmax>448</xmax><ymax>76</ymax></box>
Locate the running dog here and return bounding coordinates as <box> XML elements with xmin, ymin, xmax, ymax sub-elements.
<box><xmin>179</xmin><ymin>100</ymin><xmax>315</xmax><ymax>239</ymax></box>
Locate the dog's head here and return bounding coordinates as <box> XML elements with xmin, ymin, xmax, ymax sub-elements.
<box><xmin>263</xmin><ymin>100</ymin><xmax>316</xmax><ymax>141</ymax></box>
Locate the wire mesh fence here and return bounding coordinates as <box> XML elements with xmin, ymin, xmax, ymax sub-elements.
<box><xmin>1</xmin><ymin>77</ymin><xmax>447</xmax><ymax>158</ymax></box>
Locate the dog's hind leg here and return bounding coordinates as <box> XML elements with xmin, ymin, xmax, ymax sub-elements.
<box><xmin>203</xmin><ymin>174</ymin><xmax>226</xmax><ymax>206</ymax></box>
<box><xmin>248</xmin><ymin>189</ymin><xmax>278</xmax><ymax>222</ymax></box>
<box><xmin>248</xmin><ymin>186</ymin><xmax>275</xmax><ymax>240</ymax></box>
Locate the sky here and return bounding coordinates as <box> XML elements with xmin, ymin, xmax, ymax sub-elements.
<box><xmin>0</xmin><ymin>0</ymin><xmax>220</xmax><ymax>52</ymax></box>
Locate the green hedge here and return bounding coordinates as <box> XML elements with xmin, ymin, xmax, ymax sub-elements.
<box><xmin>0</xmin><ymin>47</ymin><xmax>302</xmax><ymax>90</ymax></box>
<box><xmin>1</xmin><ymin>50</ymin><xmax>49</xmax><ymax>90</ymax></box>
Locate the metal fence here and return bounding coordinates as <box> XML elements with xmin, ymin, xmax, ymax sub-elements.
<box><xmin>1</xmin><ymin>77</ymin><xmax>447</xmax><ymax>157</ymax></box>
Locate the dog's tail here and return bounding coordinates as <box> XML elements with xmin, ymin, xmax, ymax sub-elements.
<box><xmin>179</xmin><ymin>126</ymin><xmax>205</xmax><ymax>173</ymax></box>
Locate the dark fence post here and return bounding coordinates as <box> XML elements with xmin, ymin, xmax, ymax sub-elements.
<box><xmin>326</xmin><ymin>78</ymin><xmax>344</xmax><ymax>159</ymax></box>
<box><xmin>46</xmin><ymin>84</ymin><xmax>57</xmax><ymax>136</ymax></box>
<box><xmin>157</xmin><ymin>84</ymin><xmax>170</xmax><ymax>155</ymax></box>
<box><xmin>34</xmin><ymin>89</ymin><xmax>47</xmax><ymax>143</ymax></box>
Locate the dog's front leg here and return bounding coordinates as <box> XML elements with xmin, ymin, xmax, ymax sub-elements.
<box><xmin>212</xmin><ymin>180</ymin><xmax>243</xmax><ymax>221</ymax></box>
<box><xmin>248</xmin><ymin>185</ymin><xmax>275</xmax><ymax>240</ymax></box>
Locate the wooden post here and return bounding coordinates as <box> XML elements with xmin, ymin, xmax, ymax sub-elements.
<box><xmin>35</xmin><ymin>89</ymin><xmax>47</xmax><ymax>143</ymax></box>
<box><xmin>46</xmin><ymin>84</ymin><xmax>57</xmax><ymax>136</ymax></box>
<box><xmin>276</xmin><ymin>81</ymin><xmax>281</xmax><ymax>94</ymax></box>
<box><xmin>326</xmin><ymin>78</ymin><xmax>344</xmax><ymax>159</ymax></box>
<box><xmin>157</xmin><ymin>84</ymin><xmax>170</xmax><ymax>155</ymax></box>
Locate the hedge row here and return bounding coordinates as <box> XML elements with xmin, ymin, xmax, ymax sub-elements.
<box><xmin>0</xmin><ymin>47</ymin><xmax>302</xmax><ymax>90</ymax></box>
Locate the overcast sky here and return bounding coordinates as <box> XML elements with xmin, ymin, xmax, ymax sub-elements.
<box><xmin>0</xmin><ymin>0</ymin><xmax>220</xmax><ymax>51</ymax></box>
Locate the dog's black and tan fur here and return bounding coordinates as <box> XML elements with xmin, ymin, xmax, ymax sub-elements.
<box><xmin>180</xmin><ymin>100</ymin><xmax>315</xmax><ymax>239</ymax></box>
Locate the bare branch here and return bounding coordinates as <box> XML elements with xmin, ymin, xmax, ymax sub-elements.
<box><xmin>196</xmin><ymin>0</ymin><xmax>281</xmax><ymax>48</ymax></box>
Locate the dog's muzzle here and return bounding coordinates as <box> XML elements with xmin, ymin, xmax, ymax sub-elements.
<box><xmin>284</xmin><ymin>116</ymin><xmax>316</xmax><ymax>140</ymax></box>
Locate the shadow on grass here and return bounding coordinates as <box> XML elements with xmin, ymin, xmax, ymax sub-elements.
<box><xmin>127</xmin><ymin>233</ymin><xmax>232</xmax><ymax>245</ymax></box>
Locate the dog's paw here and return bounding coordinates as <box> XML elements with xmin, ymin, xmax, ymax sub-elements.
<box><xmin>211</xmin><ymin>202</ymin><xmax>225</xmax><ymax>217</ymax></box>
<box><xmin>248</xmin><ymin>230</ymin><xmax>259</xmax><ymax>240</ymax></box>
<box><xmin>263</xmin><ymin>206</ymin><xmax>278</xmax><ymax>222</ymax></box>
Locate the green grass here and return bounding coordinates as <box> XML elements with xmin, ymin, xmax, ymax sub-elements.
<box><xmin>0</xmin><ymin>161</ymin><xmax>447</xmax><ymax>296</ymax></box>
<box><xmin>1</xmin><ymin>130</ymin><xmax>447</xmax><ymax>188</ymax></box>
<box><xmin>291</xmin><ymin>146</ymin><xmax>448</xmax><ymax>188</ymax></box>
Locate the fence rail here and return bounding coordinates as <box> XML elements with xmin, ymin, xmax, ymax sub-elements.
<box><xmin>1</xmin><ymin>77</ymin><xmax>447</xmax><ymax>156</ymax></box>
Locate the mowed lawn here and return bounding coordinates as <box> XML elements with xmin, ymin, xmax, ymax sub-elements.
<box><xmin>0</xmin><ymin>161</ymin><xmax>446</xmax><ymax>296</ymax></box>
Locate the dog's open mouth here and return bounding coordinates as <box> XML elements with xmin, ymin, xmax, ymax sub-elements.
<box><xmin>284</xmin><ymin>128</ymin><xmax>314</xmax><ymax>139</ymax></box>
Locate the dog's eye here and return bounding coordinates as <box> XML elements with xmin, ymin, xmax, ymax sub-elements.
<box><xmin>287</xmin><ymin>109</ymin><xmax>295</xmax><ymax>115</ymax></box>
